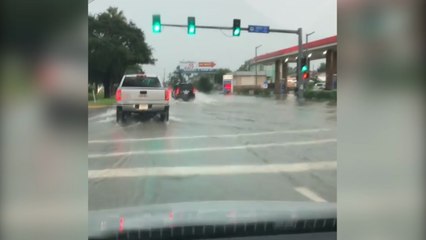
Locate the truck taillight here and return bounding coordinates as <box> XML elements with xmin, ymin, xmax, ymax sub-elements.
<box><xmin>165</xmin><ymin>89</ymin><xmax>170</xmax><ymax>101</ymax></box>
<box><xmin>115</xmin><ymin>89</ymin><xmax>122</xmax><ymax>102</ymax></box>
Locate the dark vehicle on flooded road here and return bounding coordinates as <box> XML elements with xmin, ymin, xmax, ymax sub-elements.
<box><xmin>173</xmin><ymin>83</ymin><xmax>196</xmax><ymax>101</ymax></box>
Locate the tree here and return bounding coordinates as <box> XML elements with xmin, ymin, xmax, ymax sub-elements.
<box><xmin>213</xmin><ymin>68</ymin><xmax>232</xmax><ymax>85</ymax></box>
<box><xmin>124</xmin><ymin>64</ymin><xmax>144</xmax><ymax>74</ymax></box>
<box><xmin>288</xmin><ymin>66</ymin><xmax>297</xmax><ymax>74</ymax></box>
<box><xmin>89</xmin><ymin>7</ymin><xmax>155</xmax><ymax>98</ymax></box>
<box><xmin>317</xmin><ymin>62</ymin><xmax>326</xmax><ymax>73</ymax></box>
<box><xmin>196</xmin><ymin>76</ymin><xmax>213</xmax><ymax>93</ymax></box>
<box><xmin>237</xmin><ymin>60</ymin><xmax>252</xmax><ymax>71</ymax></box>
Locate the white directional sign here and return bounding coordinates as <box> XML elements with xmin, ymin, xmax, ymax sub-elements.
<box><xmin>179</xmin><ymin>61</ymin><xmax>196</xmax><ymax>72</ymax></box>
<box><xmin>179</xmin><ymin>61</ymin><xmax>217</xmax><ymax>72</ymax></box>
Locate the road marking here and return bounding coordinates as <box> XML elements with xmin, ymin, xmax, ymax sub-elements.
<box><xmin>88</xmin><ymin>128</ymin><xmax>331</xmax><ymax>144</ymax></box>
<box><xmin>294</xmin><ymin>187</ymin><xmax>327</xmax><ymax>202</ymax></box>
<box><xmin>88</xmin><ymin>138</ymin><xmax>336</xmax><ymax>158</ymax></box>
<box><xmin>88</xmin><ymin>161</ymin><xmax>336</xmax><ymax>179</ymax></box>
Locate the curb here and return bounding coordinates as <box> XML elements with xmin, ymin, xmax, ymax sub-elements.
<box><xmin>88</xmin><ymin>105</ymin><xmax>112</xmax><ymax>109</ymax></box>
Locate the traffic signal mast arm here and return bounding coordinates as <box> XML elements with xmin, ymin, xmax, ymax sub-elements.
<box><xmin>161</xmin><ymin>23</ymin><xmax>298</xmax><ymax>34</ymax></box>
<box><xmin>156</xmin><ymin>19</ymin><xmax>304</xmax><ymax>100</ymax></box>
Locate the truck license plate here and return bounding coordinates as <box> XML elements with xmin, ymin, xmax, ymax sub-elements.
<box><xmin>138</xmin><ymin>104</ymin><xmax>148</xmax><ymax>110</ymax></box>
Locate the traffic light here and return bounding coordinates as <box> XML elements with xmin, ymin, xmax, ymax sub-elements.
<box><xmin>152</xmin><ymin>15</ymin><xmax>162</xmax><ymax>33</ymax></box>
<box><xmin>233</xmin><ymin>19</ymin><xmax>241</xmax><ymax>36</ymax></box>
<box><xmin>301</xmin><ymin>57</ymin><xmax>309</xmax><ymax>80</ymax></box>
<box><xmin>303</xmin><ymin>72</ymin><xmax>309</xmax><ymax>80</ymax></box>
<box><xmin>301</xmin><ymin>57</ymin><xmax>308</xmax><ymax>73</ymax></box>
<box><xmin>187</xmin><ymin>17</ymin><xmax>196</xmax><ymax>35</ymax></box>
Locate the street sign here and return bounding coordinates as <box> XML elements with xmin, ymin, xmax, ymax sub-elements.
<box><xmin>248</xmin><ymin>25</ymin><xmax>270</xmax><ymax>33</ymax></box>
<box><xmin>179</xmin><ymin>61</ymin><xmax>196</xmax><ymax>72</ymax></box>
<box><xmin>198</xmin><ymin>62</ymin><xmax>216</xmax><ymax>68</ymax></box>
<box><xmin>179</xmin><ymin>61</ymin><xmax>217</xmax><ymax>73</ymax></box>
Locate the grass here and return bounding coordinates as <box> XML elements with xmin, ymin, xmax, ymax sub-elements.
<box><xmin>88</xmin><ymin>97</ymin><xmax>116</xmax><ymax>106</ymax></box>
<box><xmin>88</xmin><ymin>91</ymin><xmax>116</xmax><ymax>106</ymax></box>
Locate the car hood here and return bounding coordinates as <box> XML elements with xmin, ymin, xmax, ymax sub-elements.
<box><xmin>89</xmin><ymin>201</ymin><xmax>336</xmax><ymax>238</ymax></box>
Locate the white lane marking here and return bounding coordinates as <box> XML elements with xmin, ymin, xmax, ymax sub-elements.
<box><xmin>88</xmin><ymin>161</ymin><xmax>336</xmax><ymax>179</ymax></box>
<box><xmin>88</xmin><ymin>128</ymin><xmax>331</xmax><ymax>144</ymax></box>
<box><xmin>88</xmin><ymin>138</ymin><xmax>336</xmax><ymax>159</ymax></box>
<box><xmin>294</xmin><ymin>187</ymin><xmax>327</xmax><ymax>202</ymax></box>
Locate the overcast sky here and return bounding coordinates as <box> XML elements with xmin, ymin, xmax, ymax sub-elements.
<box><xmin>89</xmin><ymin>0</ymin><xmax>336</xmax><ymax>77</ymax></box>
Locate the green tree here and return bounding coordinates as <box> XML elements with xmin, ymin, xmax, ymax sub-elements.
<box><xmin>288</xmin><ymin>66</ymin><xmax>297</xmax><ymax>74</ymax></box>
<box><xmin>317</xmin><ymin>62</ymin><xmax>326</xmax><ymax>72</ymax></box>
<box><xmin>124</xmin><ymin>64</ymin><xmax>144</xmax><ymax>74</ymax></box>
<box><xmin>237</xmin><ymin>60</ymin><xmax>252</xmax><ymax>71</ymax></box>
<box><xmin>213</xmin><ymin>68</ymin><xmax>232</xmax><ymax>85</ymax></box>
<box><xmin>196</xmin><ymin>76</ymin><xmax>213</xmax><ymax>93</ymax></box>
<box><xmin>89</xmin><ymin>7</ymin><xmax>155</xmax><ymax>98</ymax></box>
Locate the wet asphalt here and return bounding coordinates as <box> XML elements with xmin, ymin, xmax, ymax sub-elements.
<box><xmin>88</xmin><ymin>92</ymin><xmax>336</xmax><ymax>211</ymax></box>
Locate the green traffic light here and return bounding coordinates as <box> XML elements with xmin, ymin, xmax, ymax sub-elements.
<box><xmin>153</xmin><ymin>24</ymin><xmax>161</xmax><ymax>32</ymax></box>
<box><xmin>152</xmin><ymin>15</ymin><xmax>161</xmax><ymax>33</ymax></box>
<box><xmin>232</xmin><ymin>19</ymin><xmax>241</xmax><ymax>37</ymax></box>
<box><xmin>301</xmin><ymin>65</ymin><xmax>308</xmax><ymax>73</ymax></box>
<box><xmin>187</xmin><ymin>17</ymin><xmax>196</xmax><ymax>35</ymax></box>
<box><xmin>233</xmin><ymin>28</ymin><xmax>241</xmax><ymax>36</ymax></box>
<box><xmin>188</xmin><ymin>26</ymin><xmax>196</xmax><ymax>35</ymax></box>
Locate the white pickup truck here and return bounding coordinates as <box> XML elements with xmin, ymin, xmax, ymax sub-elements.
<box><xmin>115</xmin><ymin>74</ymin><xmax>170</xmax><ymax>123</ymax></box>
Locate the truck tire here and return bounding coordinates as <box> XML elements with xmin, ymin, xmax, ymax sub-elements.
<box><xmin>116</xmin><ymin>107</ymin><xmax>125</xmax><ymax>123</ymax></box>
<box><xmin>160</xmin><ymin>109</ymin><xmax>169</xmax><ymax>122</ymax></box>
<box><xmin>182</xmin><ymin>94</ymin><xmax>190</xmax><ymax>101</ymax></box>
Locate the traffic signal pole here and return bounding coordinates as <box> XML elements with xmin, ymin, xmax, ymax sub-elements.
<box><xmin>160</xmin><ymin>23</ymin><xmax>304</xmax><ymax>99</ymax></box>
<box><xmin>297</xmin><ymin>28</ymin><xmax>304</xmax><ymax>99</ymax></box>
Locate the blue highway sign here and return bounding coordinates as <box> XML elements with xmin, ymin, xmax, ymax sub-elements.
<box><xmin>248</xmin><ymin>25</ymin><xmax>270</xmax><ymax>33</ymax></box>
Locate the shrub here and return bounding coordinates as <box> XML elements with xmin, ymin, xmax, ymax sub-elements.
<box><xmin>195</xmin><ymin>77</ymin><xmax>213</xmax><ymax>93</ymax></box>
<box><xmin>304</xmin><ymin>90</ymin><xmax>337</xmax><ymax>101</ymax></box>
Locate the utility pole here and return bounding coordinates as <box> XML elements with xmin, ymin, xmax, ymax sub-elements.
<box><xmin>306</xmin><ymin>31</ymin><xmax>315</xmax><ymax>47</ymax></box>
<box><xmin>163</xmin><ymin>68</ymin><xmax>166</xmax><ymax>83</ymax></box>
<box><xmin>305</xmin><ymin>31</ymin><xmax>315</xmax><ymax>68</ymax></box>
<box><xmin>303</xmin><ymin>31</ymin><xmax>315</xmax><ymax>91</ymax></box>
<box><xmin>296</xmin><ymin>28</ymin><xmax>303</xmax><ymax>99</ymax></box>
<box><xmin>255</xmin><ymin>45</ymin><xmax>262</xmax><ymax>86</ymax></box>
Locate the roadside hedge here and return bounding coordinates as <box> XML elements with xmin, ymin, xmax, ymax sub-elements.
<box><xmin>234</xmin><ymin>88</ymin><xmax>273</xmax><ymax>97</ymax></box>
<box><xmin>195</xmin><ymin>77</ymin><xmax>213</xmax><ymax>93</ymax></box>
<box><xmin>303</xmin><ymin>90</ymin><xmax>337</xmax><ymax>101</ymax></box>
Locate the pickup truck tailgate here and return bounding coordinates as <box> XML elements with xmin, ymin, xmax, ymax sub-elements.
<box><xmin>121</xmin><ymin>88</ymin><xmax>165</xmax><ymax>104</ymax></box>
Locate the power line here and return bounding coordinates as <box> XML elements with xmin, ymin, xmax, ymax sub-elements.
<box><xmin>219</xmin><ymin>29</ymin><xmax>232</xmax><ymax>38</ymax></box>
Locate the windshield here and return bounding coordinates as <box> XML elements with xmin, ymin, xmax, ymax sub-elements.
<box><xmin>121</xmin><ymin>76</ymin><xmax>161</xmax><ymax>88</ymax></box>
<box><xmin>88</xmin><ymin>0</ymin><xmax>337</xmax><ymax>236</ymax></box>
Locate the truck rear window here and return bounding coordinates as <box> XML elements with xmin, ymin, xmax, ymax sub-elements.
<box><xmin>122</xmin><ymin>76</ymin><xmax>161</xmax><ymax>88</ymax></box>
